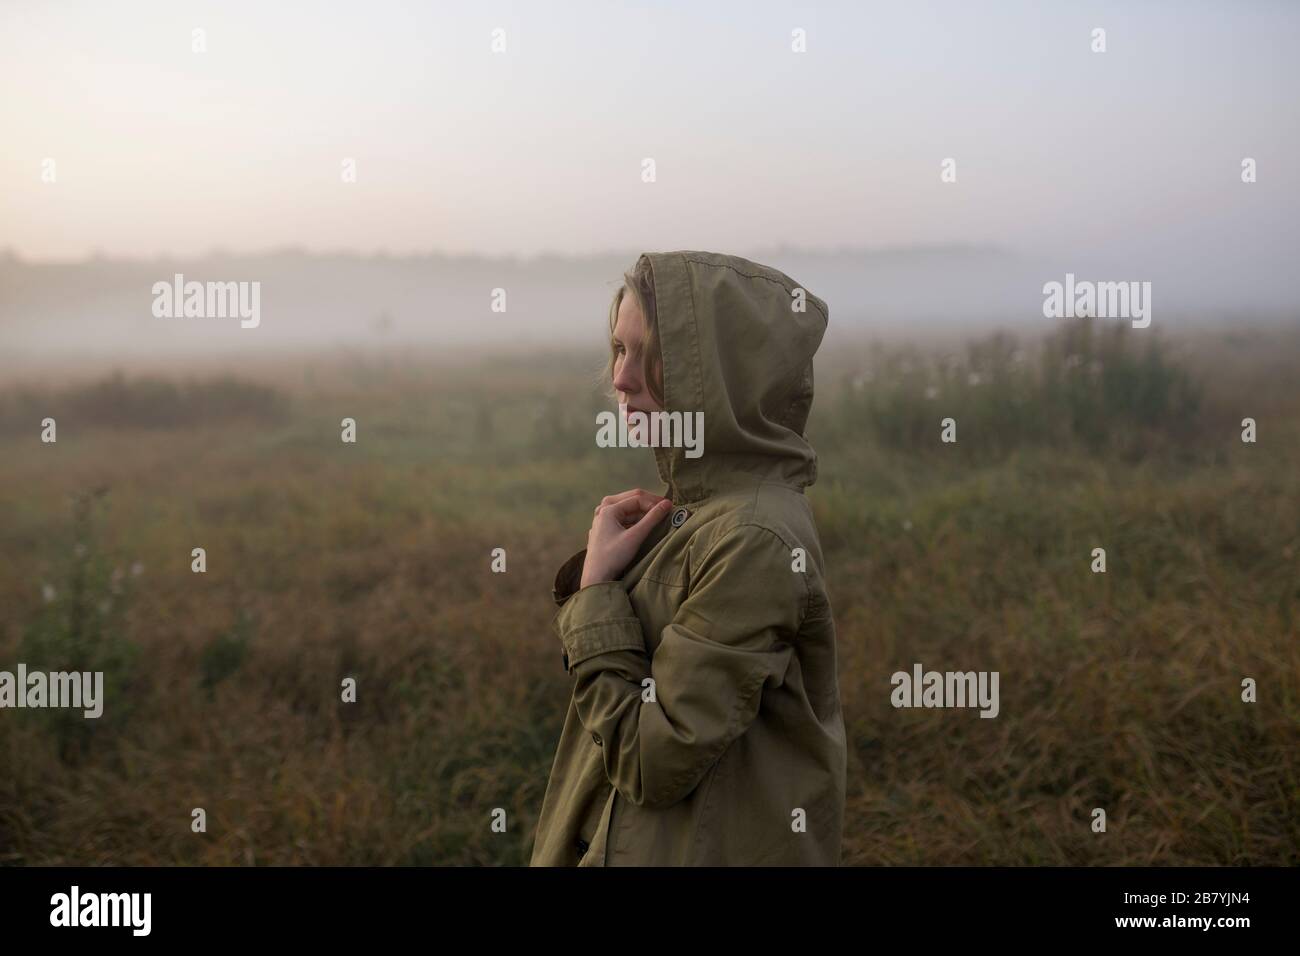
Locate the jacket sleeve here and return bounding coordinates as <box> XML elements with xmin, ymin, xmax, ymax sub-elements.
<box><xmin>553</xmin><ymin>523</ymin><xmax>804</xmax><ymax>810</ymax></box>
<box><xmin>551</xmin><ymin>548</ymin><xmax>587</xmax><ymax>606</ymax></box>
<box><xmin>550</xmin><ymin>548</ymin><xmax>588</xmax><ymax>672</ymax></box>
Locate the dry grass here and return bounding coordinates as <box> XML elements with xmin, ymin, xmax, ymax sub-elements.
<box><xmin>0</xmin><ymin>320</ymin><xmax>1296</xmax><ymax>865</ymax></box>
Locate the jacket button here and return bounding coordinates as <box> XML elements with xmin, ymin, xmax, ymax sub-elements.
<box><xmin>575</xmin><ymin>837</ymin><xmax>589</xmax><ymax>857</ymax></box>
<box><xmin>670</xmin><ymin>507</ymin><xmax>689</xmax><ymax>528</ymax></box>
<box><xmin>591</xmin><ymin>732</ymin><xmax>602</xmax><ymax>746</ymax></box>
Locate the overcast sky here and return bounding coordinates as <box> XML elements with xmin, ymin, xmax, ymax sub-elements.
<box><xmin>3</xmin><ymin>0</ymin><xmax>1297</xmax><ymax>273</ymax></box>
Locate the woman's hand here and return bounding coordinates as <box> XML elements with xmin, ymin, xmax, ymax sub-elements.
<box><xmin>580</xmin><ymin>489</ymin><xmax>673</xmax><ymax>588</ymax></box>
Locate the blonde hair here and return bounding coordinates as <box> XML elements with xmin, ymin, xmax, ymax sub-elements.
<box><xmin>604</xmin><ymin>255</ymin><xmax>665</xmax><ymax>408</ymax></box>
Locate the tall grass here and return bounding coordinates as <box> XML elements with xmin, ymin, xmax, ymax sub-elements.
<box><xmin>822</xmin><ymin>318</ymin><xmax>1204</xmax><ymax>460</ymax></box>
<box><xmin>0</xmin><ymin>319</ymin><xmax>1295</xmax><ymax>865</ymax></box>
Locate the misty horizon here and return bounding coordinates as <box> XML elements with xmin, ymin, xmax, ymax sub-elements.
<box><xmin>5</xmin><ymin>243</ymin><xmax>1295</xmax><ymax>368</ymax></box>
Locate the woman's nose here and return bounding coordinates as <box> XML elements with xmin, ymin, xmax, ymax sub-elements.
<box><xmin>613</xmin><ymin>368</ymin><xmax>639</xmax><ymax>395</ymax></box>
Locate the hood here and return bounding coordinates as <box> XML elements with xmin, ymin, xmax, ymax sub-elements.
<box><xmin>639</xmin><ymin>251</ymin><xmax>829</xmax><ymax>504</ymax></box>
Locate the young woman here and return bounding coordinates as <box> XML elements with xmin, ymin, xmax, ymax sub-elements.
<box><xmin>530</xmin><ymin>251</ymin><xmax>847</xmax><ymax>866</ymax></box>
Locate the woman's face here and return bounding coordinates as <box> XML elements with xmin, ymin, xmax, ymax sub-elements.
<box><xmin>611</xmin><ymin>291</ymin><xmax>664</xmax><ymax>415</ymax></box>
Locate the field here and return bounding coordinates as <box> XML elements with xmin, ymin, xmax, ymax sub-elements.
<box><xmin>1</xmin><ymin>317</ymin><xmax>1297</xmax><ymax>865</ymax></box>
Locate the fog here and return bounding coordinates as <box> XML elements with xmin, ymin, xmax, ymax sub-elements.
<box><xmin>2</xmin><ymin>242</ymin><xmax>1294</xmax><ymax>370</ymax></box>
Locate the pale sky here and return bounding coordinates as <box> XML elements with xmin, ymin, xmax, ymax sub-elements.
<box><xmin>2</xmin><ymin>0</ymin><xmax>1297</xmax><ymax>266</ymax></box>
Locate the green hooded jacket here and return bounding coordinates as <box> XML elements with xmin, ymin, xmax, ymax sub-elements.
<box><xmin>529</xmin><ymin>250</ymin><xmax>846</xmax><ymax>866</ymax></box>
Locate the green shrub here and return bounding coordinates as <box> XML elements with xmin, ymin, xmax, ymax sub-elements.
<box><xmin>0</xmin><ymin>372</ymin><xmax>291</xmax><ymax>433</ymax></box>
<box><xmin>199</xmin><ymin>610</ymin><xmax>254</xmax><ymax>695</ymax></box>
<box><xmin>822</xmin><ymin>318</ymin><xmax>1204</xmax><ymax>459</ymax></box>
<box><xmin>18</xmin><ymin>487</ymin><xmax>141</xmax><ymax>763</ymax></box>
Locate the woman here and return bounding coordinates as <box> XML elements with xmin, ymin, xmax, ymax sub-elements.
<box><xmin>530</xmin><ymin>251</ymin><xmax>847</xmax><ymax>866</ymax></box>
